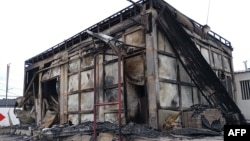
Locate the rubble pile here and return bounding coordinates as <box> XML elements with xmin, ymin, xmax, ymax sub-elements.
<box><xmin>41</xmin><ymin>121</ymin><xmax>169</xmax><ymax>139</ymax></box>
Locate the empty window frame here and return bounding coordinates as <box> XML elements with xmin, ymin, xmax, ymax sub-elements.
<box><xmin>240</xmin><ymin>80</ymin><xmax>250</xmax><ymax>100</ymax></box>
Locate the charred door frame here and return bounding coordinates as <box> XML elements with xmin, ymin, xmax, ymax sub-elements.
<box><xmin>41</xmin><ymin>76</ymin><xmax>60</xmax><ymax>125</ymax></box>
<box><xmin>124</xmin><ymin>52</ymin><xmax>148</xmax><ymax>124</ymax></box>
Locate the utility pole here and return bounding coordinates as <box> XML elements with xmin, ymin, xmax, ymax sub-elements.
<box><xmin>6</xmin><ymin>63</ymin><xmax>10</xmax><ymax>107</ymax></box>
<box><xmin>243</xmin><ymin>60</ymin><xmax>248</xmax><ymax>71</ymax></box>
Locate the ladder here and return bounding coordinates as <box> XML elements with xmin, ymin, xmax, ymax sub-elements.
<box><xmin>88</xmin><ymin>30</ymin><xmax>123</xmax><ymax>141</ymax></box>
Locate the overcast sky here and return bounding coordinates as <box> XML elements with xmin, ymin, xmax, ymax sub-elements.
<box><xmin>0</xmin><ymin>0</ymin><xmax>249</xmax><ymax>98</ymax></box>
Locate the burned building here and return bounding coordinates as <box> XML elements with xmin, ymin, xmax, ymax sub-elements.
<box><xmin>17</xmin><ymin>0</ymin><xmax>246</xmax><ymax>134</ymax></box>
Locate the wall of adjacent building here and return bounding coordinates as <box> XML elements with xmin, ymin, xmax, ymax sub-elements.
<box><xmin>234</xmin><ymin>71</ymin><xmax>250</xmax><ymax>122</ymax></box>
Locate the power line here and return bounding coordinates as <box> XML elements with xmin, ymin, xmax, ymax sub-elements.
<box><xmin>0</xmin><ymin>89</ymin><xmax>21</xmax><ymax>96</ymax></box>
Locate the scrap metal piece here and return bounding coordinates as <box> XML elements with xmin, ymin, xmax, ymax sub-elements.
<box><xmin>86</xmin><ymin>30</ymin><xmax>127</xmax><ymax>56</ymax></box>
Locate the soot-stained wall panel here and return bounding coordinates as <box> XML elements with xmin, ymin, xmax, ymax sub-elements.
<box><xmin>68</xmin><ymin>114</ymin><xmax>78</xmax><ymax>125</ymax></box>
<box><xmin>105</xmin><ymin>54</ymin><xmax>118</xmax><ymax>62</ymax></box>
<box><xmin>68</xmin><ymin>94</ymin><xmax>79</xmax><ymax>112</ymax></box>
<box><xmin>80</xmin><ymin>92</ymin><xmax>94</xmax><ymax>111</ymax></box>
<box><xmin>124</xmin><ymin>29</ymin><xmax>145</xmax><ymax>46</ymax></box>
<box><xmin>223</xmin><ymin>56</ymin><xmax>231</xmax><ymax>72</ymax></box>
<box><xmin>125</xmin><ymin>82</ymin><xmax>140</xmax><ymax>121</ymax></box>
<box><xmin>81</xmin><ymin>55</ymin><xmax>94</xmax><ymax>69</ymax></box>
<box><xmin>125</xmin><ymin>55</ymin><xmax>144</xmax><ymax>85</ymax></box>
<box><xmin>192</xmin><ymin>87</ymin><xmax>199</xmax><ymax>105</ymax></box>
<box><xmin>104</xmin><ymin>62</ymin><xmax>123</xmax><ymax>86</ymax></box>
<box><xmin>104</xmin><ymin>88</ymin><xmax>124</xmax><ymax>110</ymax></box>
<box><xmin>200</xmin><ymin>48</ymin><xmax>210</xmax><ymax>65</ymax></box>
<box><xmin>179</xmin><ymin>62</ymin><xmax>191</xmax><ymax>83</ymax></box>
<box><xmin>157</xmin><ymin>30</ymin><xmax>174</xmax><ymax>54</ymax></box>
<box><xmin>80</xmin><ymin>69</ymin><xmax>94</xmax><ymax>89</ymax></box>
<box><xmin>104</xmin><ymin>113</ymin><xmax>125</xmax><ymax>124</ymax></box>
<box><xmin>69</xmin><ymin>56</ymin><xmax>80</xmax><ymax>73</ymax></box>
<box><xmin>42</xmin><ymin>66</ymin><xmax>61</xmax><ymax>80</ymax></box>
<box><xmin>68</xmin><ymin>74</ymin><xmax>79</xmax><ymax>92</ymax></box>
<box><xmin>212</xmin><ymin>52</ymin><xmax>222</xmax><ymax>70</ymax></box>
<box><xmin>158</xmin><ymin>54</ymin><xmax>177</xmax><ymax>80</ymax></box>
<box><xmin>159</xmin><ymin>82</ymin><xmax>179</xmax><ymax>108</ymax></box>
<box><xmin>81</xmin><ymin>114</ymin><xmax>93</xmax><ymax>122</ymax></box>
<box><xmin>181</xmin><ymin>86</ymin><xmax>193</xmax><ymax>107</ymax></box>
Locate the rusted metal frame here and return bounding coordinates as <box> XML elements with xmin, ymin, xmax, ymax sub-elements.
<box><xmin>87</xmin><ymin>31</ymin><xmax>124</xmax><ymax>141</ymax></box>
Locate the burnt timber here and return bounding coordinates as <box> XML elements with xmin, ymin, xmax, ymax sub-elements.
<box><xmin>17</xmin><ymin>0</ymin><xmax>246</xmax><ymax>139</ymax></box>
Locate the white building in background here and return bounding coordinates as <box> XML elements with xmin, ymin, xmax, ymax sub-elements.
<box><xmin>234</xmin><ymin>69</ymin><xmax>250</xmax><ymax>123</ymax></box>
<box><xmin>0</xmin><ymin>99</ymin><xmax>20</xmax><ymax>127</ymax></box>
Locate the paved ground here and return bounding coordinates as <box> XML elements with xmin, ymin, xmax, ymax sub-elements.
<box><xmin>0</xmin><ymin>134</ymin><xmax>223</xmax><ymax>141</ymax></box>
<box><xmin>0</xmin><ymin>134</ymin><xmax>32</xmax><ymax>141</ymax></box>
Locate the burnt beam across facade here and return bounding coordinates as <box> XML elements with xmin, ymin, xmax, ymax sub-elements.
<box><xmin>20</xmin><ymin>0</ymin><xmax>244</xmax><ymax>132</ymax></box>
